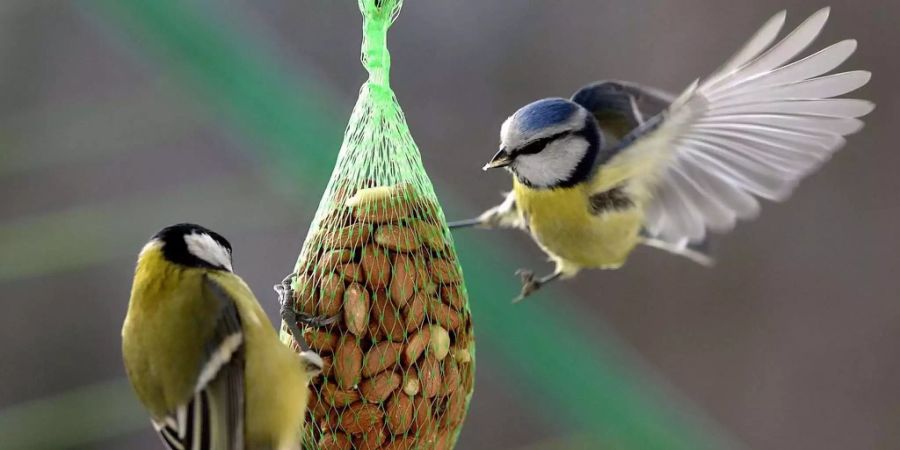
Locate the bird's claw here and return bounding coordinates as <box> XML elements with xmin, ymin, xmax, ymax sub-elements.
<box><xmin>274</xmin><ymin>273</ymin><xmax>294</xmax><ymax>310</ymax></box>
<box><xmin>515</xmin><ymin>268</ymin><xmax>534</xmax><ymax>282</ymax></box>
<box><xmin>275</xmin><ymin>273</ymin><xmax>337</xmax><ymax>357</ymax></box>
<box><xmin>276</xmin><ymin>273</ymin><xmax>341</xmax><ymax>329</ymax></box>
<box><xmin>513</xmin><ymin>268</ymin><xmax>540</xmax><ymax>303</ymax></box>
<box><xmin>297</xmin><ymin>313</ymin><xmax>341</xmax><ymax>328</ymax></box>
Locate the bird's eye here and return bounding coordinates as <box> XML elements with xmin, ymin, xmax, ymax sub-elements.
<box><xmin>518</xmin><ymin>131</ymin><xmax>571</xmax><ymax>155</ymax></box>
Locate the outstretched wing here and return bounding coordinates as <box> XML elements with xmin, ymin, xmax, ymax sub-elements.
<box><xmin>604</xmin><ymin>8</ymin><xmax>873</xmax><ymax>242</ymax></box>
<box><xmin>572</xmin><ymin>80</ymin><xmax>674</xmax><ymax>142</ymax></box>
<box><xmin>152</xmin><ymin>276</ymin><xmax>245</xmax><ymax>450</ymax></box>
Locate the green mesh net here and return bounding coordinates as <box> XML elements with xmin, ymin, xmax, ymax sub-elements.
<box><xmin>279</xmin><ymin>1</ymin><xmax>475</xmax><ymax>449</ymax></box>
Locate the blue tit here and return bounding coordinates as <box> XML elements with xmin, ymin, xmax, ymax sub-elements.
<box><xmin>122</xmin><ymin>223</ymin><xmax>323</xmax><ymax>450</ymax></box>
<box><xmin>449</xmin><ymin>8</ymin><xmax>873</xmax><ymax>301</ymax></box>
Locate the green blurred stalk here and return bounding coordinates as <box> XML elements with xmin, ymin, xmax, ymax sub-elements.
<box><xmin>78</xmin><ymin>0</ymin><xmax>344</xmax><ymax>185</ymax></box>
<box><xmin>69</xmin><ymin>1</ymin><xmax>739</xmax><ymax>449</ymax></box>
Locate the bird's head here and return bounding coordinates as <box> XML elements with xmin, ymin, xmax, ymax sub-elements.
<box><xmin>486</xmin><ymin>98</ymin><xmax>602</xmax><ymax>188</ymax></box>
<box><xmin>144</xmin><ymin>223</ymin><xmax>234</xmax><ymax>272</ymax></box>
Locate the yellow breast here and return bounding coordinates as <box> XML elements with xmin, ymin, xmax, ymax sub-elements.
<box><xmin>513</xmin><ymin>179</ymin><xmax>643</xmax><ymax>272</ymax></box>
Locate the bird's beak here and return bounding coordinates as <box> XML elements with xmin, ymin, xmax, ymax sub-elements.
<box><xmin>483</xmin><ymin>148</ymin><xmax>514</xmax><ymax>171</ymax></box>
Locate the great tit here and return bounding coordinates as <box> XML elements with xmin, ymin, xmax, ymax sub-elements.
<box><xmin>450</xmin><ymin>8</ymin><xmax>873</xmax><ymax>301</ymax></box>
<box><xmin>122</xmin><ymin>223</ymin><xmax>323</xmax><ymax>450</ymax></box>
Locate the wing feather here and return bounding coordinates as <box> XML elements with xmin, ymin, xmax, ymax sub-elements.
<box><xmin>712</xmin><ymin>98</ymin><xmax>874</xmax><ymax>118</ymax></box>
<box><xmin>717</xmin><ymin>40</ymin><xmax>857</xmax><ymax>96</ymax></box>
<box><xmin>706</xmin><ymin>8</ymin><xmax>830</xmax><ymax>92</ymax></box>
<box><xmin>151</xmin><ymin>276</ymin><xmax>245</xmax><ymax>450</ymax></box>
<box><xmin>571</xmin><ymin>80</ymin><xmax>676</xmax><ymax>142</ymax></box>
<box><xmin>607</xmin><ymin>8</ymin><xmax>871</xmax><ymax>242</ymax></box>
<box><xmin>707</xmin><ymin>10</ymin><xmax>786</xmax><ymax>83</ymax></box>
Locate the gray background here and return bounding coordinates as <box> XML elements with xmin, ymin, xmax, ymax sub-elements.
<box><xmin>1</xmin><ymin>0</ymin><xmax>898</xmax><ymax>449</ymax></box>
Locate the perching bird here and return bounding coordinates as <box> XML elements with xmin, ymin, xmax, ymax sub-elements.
<box><xmin>449</xmin><ymin>8</ymin><xmax>873</xmax><ymax>301</ymax></box>
<box><xmin>122</xmin><ymin>223</ymin><xmax>323</xmax><ymax>450</ymax></box>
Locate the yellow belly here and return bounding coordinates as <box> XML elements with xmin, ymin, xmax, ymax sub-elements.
<box><xmin>513</xmin><ymin>180</ymin><xmax>643</xmax><ymax>273</ymax></box>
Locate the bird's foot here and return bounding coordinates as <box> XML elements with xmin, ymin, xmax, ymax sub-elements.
<box><xmin>277</xmin><ymin>277</ymin><xmax>340</xmax><ymax>328</ymax></box>
<box><xmin>275</xmin><ymin>273</ymin><xmax>340</xmax><ymax>354</ymax></box>
<box><xmin>274</xmin><ymin>273</ymin><xmax>295</xmax><ymax>313</ymax></box>
<box><xmin>446</xmin><ymin>217</ymin><xmax>485</xmax><ymax>230</ymax></box>
<box><xmin>514</xmin><ymin>268</ymin><xmax>542</xmax><ymax>303</ymax></box>
<box><xmin>277</xmin><ymin>291</ymin><xmax>307</xmax><ymax>351</ymax></box>
<box><xmin>297</xmin><ymin>313</ymin><xmax>341</xmax><ymax>328</ymax></box>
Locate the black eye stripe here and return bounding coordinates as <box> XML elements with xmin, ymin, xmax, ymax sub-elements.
<box><xmin>515</xmin><ymin>131</ymin><xmax>573</xmax><ymax>155</ymax></box>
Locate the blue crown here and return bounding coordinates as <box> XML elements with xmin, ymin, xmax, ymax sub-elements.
<box><xmin>515</xmin><ymin>98</ymin><xmax>579</xmax><ymax>132</ymax></box>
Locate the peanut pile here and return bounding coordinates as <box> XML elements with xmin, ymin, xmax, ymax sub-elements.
<box><xmin>288</xmin><ymin>183</ymin><xmax>475</xmax><ymax>450</ymax></box>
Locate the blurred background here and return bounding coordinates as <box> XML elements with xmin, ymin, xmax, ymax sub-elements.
<box><xmin>1</xmin><ymin>0</ymin><xmax>897</xmax><ymax>449</ymax></box>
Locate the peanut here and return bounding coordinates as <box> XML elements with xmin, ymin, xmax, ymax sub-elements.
<box><xmin>411</xmin><ymin>396</ymin><xmax>434</xmax><ymax>434</ymax></box>
<box><xmin>293</xmin><ymin>273</ymin><xmax>317</xmax><ymax>317</ymax></box>
<box><xmin>440</xmin><ymin>359</ymin><xmax>460</xmax><ymax>397</ymax></box>
<box><xmin>372</xmin><ymin>290</ymin><xmax>405</xmax><ymax>342</ymax></box>
<box><xmin>347</xmin><ymin>186</ymin><xmax>411</xmax><ymax>223</ymax></box>
<box><xmin>385</xmin><ymin>393</ymin><xmax>414</xmax><ymax>434</ymax></box>
<box><xmin>339</xmin><ymin>262</ymin><xmax>364</xmax><ymax>283</ymax></box>
<box><xmin>318</xmin><ymin>432</ymin><xmax>352</xmax><ymax>450</ymax></box>
<box><xmin>319</xmin><ymin>273</ymin><xmax>345</xmax><ymax>317</ymax></box>
<box><xmin>339</xmin><ymin>403</ymin><xmax>384</xmax><ymax>435</ymax></box>
<box><xmin>382</xmin><ymin>436</ymin><xmax>417</xmax><ymax>450</ymax></box>
<box><xmin>440</xmin><ymin>284</ymin><xmax>465</xmax><ymax>311</ymax></box>
<box><xmin>360</xmin><ymin>371</ymin><xmax>401</xmax><ymax>404</ymax></box>
<box><xmin>325</xmin><ymin>224</ymin><xmax>372</xmax><ymax>248</ymax></box>
<box><xmin>403</xmin><ymin>293</ymin><xmax>427</xmax><ymax>332</ymax></box>
<box><xmin>418</xmin><ymin>354</ymin><xmax>442</xmax><ymax>399</ymax></box>
<box><xmin>412</xmin><ymin>219</ymin><xmax>446</xmax><ymax>252</ymax></box>
<box><xmin>434</xmin><ymin>428</ymin><xmax>454</xmax><ymax>450</ymax></box>
<box><xmin>428</xmin><ymin>298</ymin><xmax>462</xmax><ymax>331</ymax></box>
<box><xmin>343</xmin><ymin>283</ymin><xmax>370</xmax><ymax>337</ymax></box>
<box><xmin>362</xmin><ymin>342</ymin><xmax>402</xmax><ymax>378</ymax></box>
<box><xmin>361</xmin><ymin>245</ymin><xmax>391</xmax><ymax>290</ymax></box>
<box><xmin>334</xmin><ymin>336</ymin><xmax>363</xmax><ymax>389</ymax></box>
<box><xmin>321</xmin><ymin>382</ymin><xmax>361</xmax><ymax>408</ymax></box>
<box><xmin>429</xmin><ymin>258</ymin><xmax>461</xmax><ymax>283</ymax></box>
<box><xmin>388</xmin><ymin>254</ymin><xmax>416</xmax><ymax>307</ymax></box>
<box><xmin>321</xmin><ymin>249</ymin><xmax>354</xmax><ymax>272</ymax></box>
<box><xmin>375</xmin><ymin>225</ymin><xmax>421</xmax><ymax>252</ymax></box>
<box><xmin>304</xmin><ymin>329</ymin><xmax>338</xmax><ymax>353</ymax></box>
<box><xmin>353</xmin><ymin>424</ymin><xmax>387</xmax><ymax>450</ymax></box>
<box><xmin>402</xmin><ymin>367</ymin><xmax>420</xmax><ymax>396</ymax></box>
<box><xmin>443</xmin><ymin>390</ymin><xmax>467</xmax><ymax>429</ymax></box>
<box><xmin>402</xmin><ymin>328</ymin><xmax>430</xmax><ymax>366</ymax></box>
<box><xmin>428</xmin><ymin>325</ymin><xmax>451</xmax><ymax>361</ymax></box>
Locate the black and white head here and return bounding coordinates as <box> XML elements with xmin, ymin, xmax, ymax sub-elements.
<box><xmin>151</xmin><ymin>223</ymin><xmax>234</xmax><ymax>272</ymax></box>
<box><xmin>484</xmin><ymin>98</ymin><xmax>602</xmax><ymax>188</ymax></box>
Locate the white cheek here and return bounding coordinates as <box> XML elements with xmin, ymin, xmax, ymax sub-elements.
<box><xmin>184</xmin><ymin>233</ymin><xmax>233</xmax><ymax>271</ymax></box>
<box><xmin>513</xmin><ymin>137</ymin><xmax>589</xmax><ymax>187</ymax></box>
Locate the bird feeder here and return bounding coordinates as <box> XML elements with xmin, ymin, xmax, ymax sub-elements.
<box><xmin>279</xmin><ymin>1</ymin><xmax>476</xmax><ymax>448</ymax></box>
